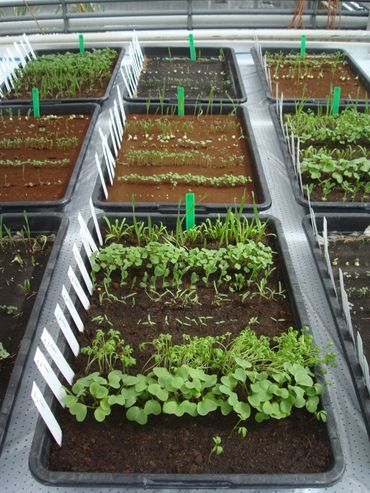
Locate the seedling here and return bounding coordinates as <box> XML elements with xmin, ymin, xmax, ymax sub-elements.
<box><xmin>208</xmin><ymin>435</ymin><xmax>223</xmax><ymax>462</ymax></box>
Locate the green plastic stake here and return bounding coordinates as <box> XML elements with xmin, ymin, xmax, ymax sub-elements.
<box><xmin>185</xmin><ymin>193</ymin><xmax>195</xmax><ymax>230</ymax></box>
<box><xmin>32</xmin><ymin>87</ymin><xmax>40</xmax><ymax>118</ymax></box>
<box><xmin>79</xmin><ymin>34</ymin><xmax>85</xmax><ymax>53</ymax></box>
<box><xmin>331</xmin><ymin>86</ymin><xmax>341</xmax><ymax>115</ymax></box>
<box><xmin>189</xmin><ymin>34</ymin><xmax>196</xmax><ymax>61</ymax></box>
<box><xmin>177</xmin><ymin>86</ymin><xmax>185</xmax><ymax>116</ymax></box>
<box><xmin>300</xmin><ymin>34</ymin><xmax>306</xmax><ymax>57</ymax></box>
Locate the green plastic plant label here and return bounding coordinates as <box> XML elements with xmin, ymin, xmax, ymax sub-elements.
<box><xmin>189</xmin><ymin>34</ymin><xmax>196</xmax><ymax>61</ymax></box>
<box><xmin>185</xmin><ymin>192</ymin><xmax>195</xmax><ymax>229</ymax></box>
<box><xmin>300</xmin><ymin>34</ymin><xmax>306</xmax><ymax>57</ymax></box>
<box><xmin>177</xmin><ymin>86</ymin><xmax>185</xmax><ymax>116</ymax></box>
<box><xmin>32</xmin><ymin>87</ymin><xmax>40</xmax><ymax>117</ymax></box>
<box><xmin>79</xmin><ymin>34</ymin><xmax>85</xmax><ymax>53</ymax></box>
<box><xmin>331</xmin><ymin>86</ymin><xmax>341</xmax><ymax>115</ymax></box>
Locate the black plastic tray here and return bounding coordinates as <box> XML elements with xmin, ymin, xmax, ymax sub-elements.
<box><xmin>92</xmin><ymin>102</ymin><xmax>271</xmax><ymax>213</ymax></box>
<box><xmin>0</xmin><ymin>102</ymin><xmax>100</xmax><ymax>213</ymax></box>
<box><xmin>29</xmin><ymin>213</ymin><xmax>344</xmax><ymax>489</ymax></box>
<box><xmin>303</xmin><ymin>213</ymin><xmax>370</xmax><ymax>439</ymax></box>
<box><xmin>251</xmin><ymin>47</ymin><xmax>370</xmax><ymax>105</ymax></box>
<box><xmin>1</xmin><ymin>48</ymin><xmax>124</xmax><ymax>105</ymax></box>
<box><xmin>269</xmin><ymin>102</ymin><xmax>370</xmax><ymax>213</ymax></box>
<box><xmin>0</xmin><ymin>212</ymin><xmax>67</xmax><ymax>454</ymax></box>
<box><xmin>122</xmin><ymin>47</ymin><xmax>247</xmax><ymax>104</ymax></box>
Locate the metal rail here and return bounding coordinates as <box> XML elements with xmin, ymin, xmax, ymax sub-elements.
<box><xmin>0</xmin><ymin>0</ymin><xmax>369</xmax><ymax>35</ymax></box>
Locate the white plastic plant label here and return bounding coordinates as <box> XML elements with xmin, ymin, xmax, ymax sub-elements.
<box><xmin>68</xmin><ymin>266</ymin><xmax>90</xmax><ymax>310</ymax></box>
<box><xmin>55</xmin><ymin>303</ymin><xmax>79</xmax><ymax>356</ymax></box>
<box><xmin>31</xmin><ymin>382</ymin><xmax>62</xmax><ymax>447</ymax></box>
<box><xmin>363</xmin><ymin>356</ymin><xmax>370</xmax><ymax>395</ymax></box>
<box><xmin>113</xmin><ymin>100</ymin><xmax>123</xmax><ymax>138</ymax></box>
<box><xmin>77</xmin><ymin>213</ymin><xmax>98</xmax><ymax>253</ymax></box>
<box><xmin>23</xmin><ymin>33</ymin><xmax>36</xmax><ymax>59</ymax></box>
<box><xmin>89</xmin><ymin>197</ymin><xmax>103</xmax><ymax>246</ymax></box>
<box><xmin>109</xmin><ymin>114</ymin><xmax>119</xmax><ymax>157</ymax></box>
<box><xmin>13</xmin><ymin>41</ymin><xmax>26</xmax><ymax>68</ymax></box>
<box><xmin>19</xmin><ymin>38</ymin><xmax>32</xmax><ymax>61</ymax></box>
<box><xmin>41</xmin><ymin>328</ymin><xmax>74</xmax><ymax>385</ymax></box>
<box><xmin>61</xmin><ymin>285</ymin><xmax>84</xmax><ymax>333</ymax></box>
<box><xmin>0</xmin><ymin>63</ymin><xmax>11</xmax><ymax>92</ymax></box>
<box><xmin>72</xmin><ymin>243</ymin><xmax>93</xmax><ymax>295</ymax></box>
<box><xmin>357</xmin><ymin>332</ymin><xmax>364</xmax><ymax>372</ymax></box>
<box><xmin>95</xmin><ymin>152</ymin><xmax>108</xmax><ymax>199</ymax></box>
<box><xmin>34</xmin><ymin>347</ymin><xmax>66</xmax><ymax>407</ymax></box>
<box><xmin>116</xmin><ymin>86</ymin><xmax>126</xmax><ymax>124</ymax></box>
<box><xmin>120</xmin><ymin>65</ymin><xmax>133</xmax><ymax>98</ymax></box>
<box><xmin>80</xmin><ymin>229</ymin><xmax>93</xmax><ymax>266</ymax></box>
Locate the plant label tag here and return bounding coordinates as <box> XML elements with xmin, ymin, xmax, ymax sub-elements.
<box><xmin>72</xmin><ymin>243</ymin><xmax>93</xmax><ymax>295</ymax></box>
<box><xmin>0</xmin><ymin>63</ymin><xmax>11</xmax><ymax>92</ymax></box>
<box><xmin>55</xmin><ymin>303</ymin><xmax>79</xmax><ymax>356</ymax></box>
<box><xmin>116</xmin><ymin>86</ymin><xmax>126</xmax><ymax>125</ymax></box>
<box><xmin>34</xmin><ymin>347</ymin><xmax>66</xmax><ymax>407</ymax></box>
<box><xmin>109</xmin><ymin>113</ymin><xmax>119</xmax><ymax>156</ymax></box>
<box><xmin>23</xmin><ymin>33</ymin><xmax>36</xmax><ymax>59</ymax></box>
<box><xmin>31</xmin><ymin>382</ymin><xmax>62</xmax><ymax>447</ymax></box>
<box><xmin>120</xmin><ymin>65</ymin><xmax>133</xmax><ymax>98</ymax></box>
<box><xmin>19</xmin><ymin>38</ymin><xmax>32</xmax><ymax>62</ymax></box>
<box><xmin>61</xmin><ymin>285</ymin><xmax>84</xmax><ymax>333</ymax></box>
<box><xmin>357</xmin><ymin>332</ymin><xmax>364</xmax><ymax>372</ymax></box>
<box><xmin>68</xmin><ymin>266</ymin><xmax>90</xmax><ymax>310</ymax></box>
<box><xmin>113</xmin><ymin>100</ymin><xmax>123</xmax><ymax>137</ymax></box>
<box><xmin>89</xmin><ymin>197</ymin><xmax>103</xmax><ymax>246</ymax></box>
<box><xmin>363</xmin><ymin>356</ymin><xmax>370</xmax><ymax>394</ymax></box>
<box><xmin>339</xmin><ymin>270</ymin><xmax>354</xmax><ymax>343</ymax></box>
<box><xmin>80</xmin><ymin>229</ymin><xmax>93</xmax><ymax>266</ymax></box>
<box><xmin>77</xmin><ymin>213</ymin><xmax>98</xmax><ymax>253</ymax></box>
<box><xmin>41</xmin><ymin>328</ymin><xmax>74</xmax><ymax>385</ymax></box>
<box><xmin>123</xmin><ymin>60</ymin><xmax>136</xmax><ymax>95</ymax></box>
<box><xmin>110</xmin><ymin>107</ymin><xmax>121</xmax><ymax>146</ymax></box>
<box><xmin>14</xmin><ymin>42</ymin><xmax>26</xmax><ymax>68</ymax></box>
<box><xmin>99</xmin><ymin>128</ymin><xmax>115</xmax><ymax>183</ymax></box>
<box><xmin>95</xmin><ymin>152</ymin><xmax>108</xmax><ymax>199</ymax></box>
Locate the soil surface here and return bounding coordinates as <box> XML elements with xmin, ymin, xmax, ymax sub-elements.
<box><xmin>329</xmin><ymin>233</ymin><xmax>370</xmax><ymax>362</ymax></box>
<box><xmin>107</xmin><ymin>114</ymin><xmax>260</xmax><ymax>205</ymax></box>
<box><xmin>136</xmin><ymin>55</ymin><xmax>237</xmax><ymax>99</ymax></box>
<box><xmin>269</xmin><ymin>58</ymin><xmax>369</xmax><ymax>100</ymax></box>
<box><xmin>0</xmin><ymin>237</ymin><xmax>53</xmax><ymax>404</ymax></box>
<box><xmin>48</xmin><ymin>231</ymin><xmax>333</xmax><ymax>475</ymax></box>
<box><xmin>0</xmin><ymin>114</ymin><xmax>91</xmax><ymax>202</ymax></box>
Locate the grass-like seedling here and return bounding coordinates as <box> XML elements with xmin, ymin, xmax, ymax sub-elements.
<box><xmin>9</xmin><ymin>48</ymin><xmax>117</xmax><ymax>99</ymax></box>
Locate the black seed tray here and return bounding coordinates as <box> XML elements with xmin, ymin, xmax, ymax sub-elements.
<box><xmin>251</xmin><ymin>47</ymin><xmax>370</xmax><ymax>105</ymax></box>
<box><xmin>269</xmin><ymin>102</ymin><xmax>370</xmax><ymax>213</ymax></box>
<box><xmin>92</xmin><ymin>102</ymin><xmax>271</xmax><ymax>213</ymax></box>
<box><xmin>0</xmin><ymin>212</ymin><xmax>67</xmax><ymax>455</ymax></box>
<box><xmin>29</xmin><ymin>213</ymin><xmax>344</xmax><ymax>489</ymax></box>
<box><xmin>0</xmin><ymin>103</ymin><xmax>100</xmax><ymax>213</ymax></box>
<box><xmin>303</xmin><ymin>213</ymin><xmax>370</xmax><ymax>439</ymax></box>
<box><xmin>0</xmin><ymin>48</ymin><xmax>124</xmax><ymax>106</ymax></box>
<box><xmin>122</xmin><ymin>47</ymin><xmax>246</xmax><ymax>104</ymax></box>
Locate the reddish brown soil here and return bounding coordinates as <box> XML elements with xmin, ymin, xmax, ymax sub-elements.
<box><xmin>0</xmin><ymin>114</ymin><xmax>91</xmax><ymax>202</ymax></box>
<box><xmin>329</xmin><ymin>235</ymin><xmax>370</xmax><ymax>362</ymax></box>
<box><xmin>107</xmin><ymin>114</ymin><xmax>259</xmax><ymax>205</ymax></box>
<box><xmin>49</xmin><ymin>408</ymin><xmax>331</xmax><ymax>474</ymax></box>
<box><xmin>270</xmin><ymin>62</ymin><xmax>369</xmax><ymax>100</ymax></box>
<box><xmin>48</xmin><ymin>233</ymin><xmax>333</xmax><ymax>475</ymax></box>
<box><xmin>0</xmin><ymin>238</ymin><xmax>52</xmax><ymax>404</ymax></box>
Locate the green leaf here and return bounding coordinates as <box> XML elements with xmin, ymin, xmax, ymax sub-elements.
<box><xmin>197</xmin><ymin>398</ymin><xmax>218</xmax><ymax>416</ymax></box>
<box><xmin>126</xmin><ymin>406</ymin><xmax>148</xmax><ymax>425</ymax></box>
<box><xmin>179</xmin><ymin>400</ymin><xmax>197</xmax><ymax>416</ymax></box>
<box><xmin>234</xmin><ymin>401</ymin><xmax>251</xmax><ymax>420</ymax></box>
<box><xmin>255</xmin><ymin>411</ymin><xmax>269</xmax><ymax>423</ymax></box>
<box><xmin>108</xmin><ymin>394</ymin><xmax>125</xmax><ymax>406</ymax></box>
<box><xmin>70</xmin><ymin>402</ymin><xmax>87</xmax><ymax>422</ymax></box>
<box><xmin>94</xmin><ymin>405</ymin><xmax>111</xmax><ymax>422</ymax></box>
<box><xmin>293</xmin><ymin>367</ymin><xmax>314</xmax><ymax>387</ymax></box>
<box><xmin>306</xmin><ymin>396</ymin><xmax>319</xmax><ymax>413</ymax></box>
<box><xmin>163</xmin><ymin>399</ymin><xmax>179</xmax><ymax>415</ymax></box>
<box><xmin>220</xmin><ymin>400</ymin><xmax>233</xmax><ymax>416</ymax></box>
<box><xmin>148</xmin><ymin>383</ymin><xmax>169</xmax><ymax>401</ymax></box>
<box><xmin>144</xmin><ymin>400</ymin><xmax>162</xmax><ymax>416</ymax></box>
<box><xmin>108</xmin><ymin>370</ymin><xmax>122</xmax><ymax>389</ymax></box>
<box><xmin>232</xmin><ymin>368</ymin><xmax>247</xmax><ymax>382</ymax></box>
<box><xmin>89</xmin><ymin>382</ymin><xmax>108</xmax><ymax>399</ymax></box>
